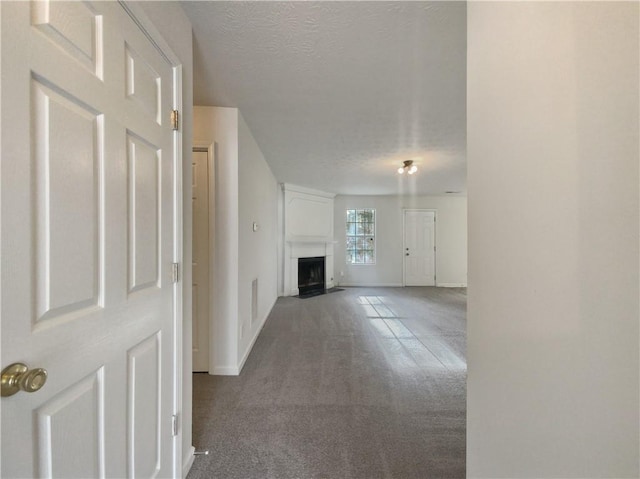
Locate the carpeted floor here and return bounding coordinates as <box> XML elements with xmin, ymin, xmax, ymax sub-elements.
<box><xmin>188</xmin><ymin>286</ymin><xmax>467</xmax><ymax>479</ymax></box>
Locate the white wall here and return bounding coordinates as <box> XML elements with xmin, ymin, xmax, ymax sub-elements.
<box><xmin>133</xmin><ymin>2</ymin><xmax>194</xmax><ymax>475</ymax></box>
<box><xmin>237</xmin><ymin>113</ymin><xmax>278</xmax><ymax>367</ymax></box>
<box><xmin>333</xmin><ymin>195</ymin><xmax>467</xmax><ymax>287</ymax></box>
<box><xmin>193</xmin><ymin>106</ymin><xmax>278</xmax><ymax>375</ymax></box>
<box><xmin>193</xmin><ymin>106</ymin><xmax>239</xmax><ymax>374</ymax></box>
<box><xmin>467</xmin><ymin>3</ymin><xmax>639</xmax><ymax>477</ymax></box>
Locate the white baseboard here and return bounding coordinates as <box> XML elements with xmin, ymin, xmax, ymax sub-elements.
<box><xmin>437</xmin><ymin>283</ymin><xmax>467</xmax><ymax>288</ymax></box>
<box><xmin>182</xmin><ymin>445</ymin><xmax>195</xmax><ymax>478</ymax></box>
<box><xmin>212</xmin><ymin>365</ymin><xmax>240</xmax><ymax>375</ymax></box>
<box><xmin>237</xmin><ymin>295</ymin><xmax>277</xmax><ymax>374</ymax></box>
<box><xmin>211</xmin><ymin>296</ymin><xmax>277</xmax><ymax>376</ymax></box>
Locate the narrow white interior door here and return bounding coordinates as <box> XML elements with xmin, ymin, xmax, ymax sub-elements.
<box><xmin>404</xmin><ymin>210</ymin><xmax>436</xmax><ymax>286</ymax></box>
<box><xmin>192</xmin><ymin>149</ymin><xmax>210</xmax><ymax>372</ymax></box>
<box><xmin>1</xmin><ymin>2</ymin><xmax>178</xmax><ymax>477</ymax></box>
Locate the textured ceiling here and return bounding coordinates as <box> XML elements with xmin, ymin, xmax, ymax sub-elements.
<box><xmin>182</xmin><ymin>1</ymin><xmax>467</xmax><ymax>196</ymax></box>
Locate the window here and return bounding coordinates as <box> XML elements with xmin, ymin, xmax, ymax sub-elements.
<box><xmin>346</xmin><ymin>209</ymin><xmax>375</xmax><ymax>264</ymax></box>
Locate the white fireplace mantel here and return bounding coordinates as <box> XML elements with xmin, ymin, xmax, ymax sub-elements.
<box><xmin>288</xmin><ymin>240</ymin><xmax>334</xmax><ymax>260</ymax></box>
<box><xmin>286</xmin><ymin>236</ymin><xmax>337</xmax><ymax>244</ymax></box>
<box><xmin>285</xmin><ymin>240</ymin><xmax>335</xmax><ymax>296</ymax></box>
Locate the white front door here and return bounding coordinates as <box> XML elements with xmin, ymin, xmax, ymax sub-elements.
<box><xmin>404</xmin><ymin>210</ymin><xmax>436</xmax><ymax>286</ymax></box>
<box><xmin>192</xmin><ymin>149</ymin><xmax>210</xmax><ymax>372</ymax></box>
<box><xmin>1</xmin><ymin>2</ymin><xmax>178</xmax><ymax>477</ymax></box>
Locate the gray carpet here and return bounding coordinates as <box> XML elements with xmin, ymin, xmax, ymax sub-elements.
<box><xmin>188</xmin><ymin>286</ymin><xmax>466</xmax><ymax>479</ymax></box>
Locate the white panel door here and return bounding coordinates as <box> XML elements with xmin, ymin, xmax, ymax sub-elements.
<box><xmin>192</xmin><ymin>149</ymin><xmax>210</xmax><ymax>372</ymax></box>
<box><xmin>1</xmin><ymin>2</ymin><xmax>178</xmax><ymax>477</ymax></box>
<box><xmin>404</xmin><ymin>210</ymin><xmax>436</xmax><ymax>286</ymax></box>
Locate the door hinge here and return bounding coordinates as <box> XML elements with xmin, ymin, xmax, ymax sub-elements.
<box><xmin>172</xmin><ymin>414</ymin><xmax>179</xmax><ymax>436</ymax></box>
<box><xmin>171</xmin><ymin>110</ymin><xmax>179</xmax><ymax>131</ymax></box>
<box><xmin>172</xmin><ymin>263</ymin><xmax>179</xmax><ymax>283</ymax></box>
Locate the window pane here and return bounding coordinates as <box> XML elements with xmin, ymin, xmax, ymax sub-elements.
<box><xmin>356</xmin><ymin>209</ymin><xmax>373</xmax><ymax>223</ymax></box>
<box><xmin>346</xmin><ymin>208</ymin><xmax>375</xmax><ymax>264</ymax></box>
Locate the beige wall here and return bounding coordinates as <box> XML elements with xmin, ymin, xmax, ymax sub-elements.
<box><xmin>467</xmin><ymin>2</ymin><xmax>639</xmax><ymax>477</ymax></box>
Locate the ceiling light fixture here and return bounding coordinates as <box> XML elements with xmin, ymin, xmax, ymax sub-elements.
<box><xmin>397</xmin><ymin>160</ymin><xmax>418</xmax><ymax>175</ymax></box>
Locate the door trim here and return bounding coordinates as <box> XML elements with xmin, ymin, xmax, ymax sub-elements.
<box><xmin>402</xmin><ymin>209</ymin><xmax>437</xmax><ymax>287</ymax></box>
<box><xmin>117</xmin><ymin>3</ymin><xmax>185</xmax><ymax>476</ymax></box>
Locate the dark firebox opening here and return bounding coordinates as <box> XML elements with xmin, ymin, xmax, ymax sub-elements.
<box><xmin>298</xmin><ymin>257</ymin><xmax>325</xmax><ymax>296</ymax></box>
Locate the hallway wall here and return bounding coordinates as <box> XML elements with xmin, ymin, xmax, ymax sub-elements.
<box><xmin>193</xmin><ymin>107</ymin><xmax>278</xmax><ymax>376</ymax></box>
<box><xmin>237</xmin><ymin>113</ymin><xmax>279</xmax><ymax>366</ymax></box>
<box><xmin>467</xmin><ymin>2</ymin><xmax>639</xmax><ymax>477</ymax></box>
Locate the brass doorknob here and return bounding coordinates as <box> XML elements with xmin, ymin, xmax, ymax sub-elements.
<box><xmin>1</xmin><ymin>363</ymin><xmax>48</xmax><ymax>397</ymax></box>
